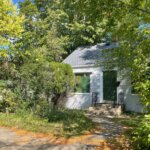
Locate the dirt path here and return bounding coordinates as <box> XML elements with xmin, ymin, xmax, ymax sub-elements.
<box><xmin>0</xmin><ymin>115</ymin><xmax>129</xmax><ymax>150</ymax></box>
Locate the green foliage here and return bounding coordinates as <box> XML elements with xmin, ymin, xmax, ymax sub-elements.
<box><xmin>33</xmin><ymin>98</ymin><xmax>50</xmax><ymax>117</ymax></box>
<box><xmin>0</xmin><ymin>0</ymin><xmax>74</xmax><ymax>115</ymax></box>
<box><xmin>132</xmin><ymin>115</ymin><xmax>150</xmax><ymax>150</ymax></box>
<box><xmin>19</xmin><ymin>0</ymin><xmax>109</xmax><ymax>54</ymax></box>
<box><xmin>33</xmin><ymin>0</ymin><xmax>150</xmax><ymax>110</ymax></box>
<box><xmin>75</xmin><ymin>74</ymin><xmax>90</xmax><ymax>93</ymax></box>
<box><xmin>0</xmin><ymin>1</ymin><xmax>24</xmax><ymax>113</ymax></box>
<box><xmin>1</xmin><ymin>3</ymin><xmax>149</xmax><ymax>146</ymax></box>
<box><xmin>0</xmin><ymin>110</ymin><xmax>94</xmax><ymax>137</ymax></box>
<box><xmin>48</xmin><ymin>109</ymin><xmax>94</xmax><ymax>137</ymax></box>
<box><xmin>94</xmin><ymin>0</ymin><xmax>150</xmax><ymax>110</ymax></box>
<box><xmin>113</xmin><ymin>114</ymin><xmax>143</xmax><ymax>128</ymax></box>
<box><xmin>48</xmin><ymin>0</ymin><xmax>109</xmax><ymax>53</ymax></box>
<box><xmin>20</xmin><ymin>61</ymin><xmax>74</xmax><ymax>97</ymax></box>
<box><xmin>0</xmin><ymin>80</ymin><xmax>17</xmax><ymax>112</ymax></box>
<box><xmin>0</xmin><ymin>0</ymin><xmax>75</xmax><ymax>116</ymax></box>
<box><xmin>0</xmin><ymin>0</ymin><xmax>24</xmax><ymax>58</ymax></box>
<box><xmin>19</xmin><ymin>61</ymin><xmax>74</xmax><ymax>112</ymax></box>
<box><xmin>18</xmin><ymin>0</ymin><xmax>66</xmax><ymax>62</ymax></box>
<box><xmin>49</xmin><ymin>62</ymin><xmax>74</xmax><ymax>93</ymax></box>
<box><xmin>112</xmin><ymin>114</ymin><xmax>150</xmax><ymax>149</ymax></box>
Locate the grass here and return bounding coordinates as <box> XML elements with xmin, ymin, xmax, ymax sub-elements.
<box><xmin>0</xmin><ymin>110</ymin><xmax>94</xmax><ymax>138</ymax></box>
<box><xmin>111</xmin><ymin>114</ymin><xmax>143</xmax><ymax>140</ymax></box>
<box><xmin>0</xmin><ymin>111</ymin><xmax>145</xmax><ymax>149</ymax></box>
<box><xmin>112</xmin><ymin>114</ymin><xmax>143</xmax><ymax>128</ymax></box>
<box><xmin>48</xmin><ymin>110</ymin><xmax>94</xmax><ymax>137</ymax></box>
<box><xmin>107</xmin><ymin>114</ymin><xmax>144</xmax><ymax>149</ymax></box>
<box><xmin>116</xmin><ymin>114</ymin><xmax>150</xmax><ymax>150</ymax></box>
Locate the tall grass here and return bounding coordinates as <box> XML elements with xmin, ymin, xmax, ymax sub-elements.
<box><xmin>0</xmin><ymin>110</ymin><xmax>94</xmax><ymax>137</ymax></box>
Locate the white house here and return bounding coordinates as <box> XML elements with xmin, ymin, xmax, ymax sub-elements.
<box><xmin>63</xmin><ymin>43</ymin><xmax>143</xmax><ymax>112</ymax></box>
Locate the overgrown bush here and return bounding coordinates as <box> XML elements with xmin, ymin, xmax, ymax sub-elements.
<box><xmin>0</xmin><ymin>80</ymin><xmax>17</xmax><ymax>112</ymax></box>
<box><xmin>34</xmin><ymin>98</ymin><xmax>50</xmax><ymax>117</ymax></box>
<box><xmin>132</xmin><ymin>115</ymin><xmax>150</xmax><ymax>150</ymax></box>
<box><xmin>19</xmin><ymin>61</ymin><xmax>74</xmax><ymax>114</ymax></box>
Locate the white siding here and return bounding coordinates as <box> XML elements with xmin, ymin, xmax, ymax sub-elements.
<box><xmin>65</xmin><ymin>93</ymin><xmax>92</xmax><ymax>109</ymax></box>
<box><xmin>117</xmin><ymin>77</ymin><xmax>144</xmax><ymax>112</ymax></box>
<box><xmin>65</xmin><ymin>66</ymin><xmax>144</xmax><ymax>112</ymax></box>
<box><xmin>65</xmin><ymin>67</ymin><xmax>102</xmax><ymax>109</ymax></box>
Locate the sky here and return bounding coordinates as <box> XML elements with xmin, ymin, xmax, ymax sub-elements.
<box><xmin>13</xmin><ymin>0</ymin><xmax>24</xmax><ymax>4</ymax></box>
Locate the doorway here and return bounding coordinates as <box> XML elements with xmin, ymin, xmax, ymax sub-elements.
<box><xmin>103</xmin><ymin>71</ymin><xmax>117</xmax><ymax>102</ymax></box>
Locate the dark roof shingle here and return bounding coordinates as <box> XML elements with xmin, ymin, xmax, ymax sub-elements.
<box><xmin>63</xmin><ymin>43</ymin><xmax>118</xmax><ymax>67</ymax></box>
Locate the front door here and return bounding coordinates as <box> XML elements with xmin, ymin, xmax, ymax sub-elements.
<box><xmin>103</xmin><ymin>71</ymin><xmax>117</xmax><ymax>102</ymax></box>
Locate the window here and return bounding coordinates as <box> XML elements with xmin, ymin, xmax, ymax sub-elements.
<box><xmin>74</xmin><ymin>73</ymin><xmax>90</xmax><ymax>93</ymax></box>
<box><xmin>131</xmin><ymin>80</ymin><xmax>137</xmax><ymax>94</ymax></box>
<box><xmin>131</xmin><ymin>86</ymin><xmax>137</xmax><ymax>94</ymax></box>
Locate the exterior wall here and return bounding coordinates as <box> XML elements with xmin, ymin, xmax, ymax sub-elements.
<box><xmin>65</xmin><ymin>67</ymin><xmax>103</xmax><ymax>109</ymax></box>
<box><xmin>65</xmin><ymin>93</ymin><xmax>92</xmax><ymax>109</ymax></box>
<box><xmin>65</xmin><ymin>66</ymin><xmax>144</xmax><ymax>112</ymax></box>
<box><xmin>117</xmin><ymin>76</ymin><xmax>144</xmax><ymax>112</ymax></box>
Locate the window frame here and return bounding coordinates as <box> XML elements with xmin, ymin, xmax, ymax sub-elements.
<box><xmin>74</xmin><ymin>73</ymin><xmax>91</xmax><ymax>94</ymax></box>
<box><xmin>131</xmin><ymin>80</ymin><xmax>138</xmax><ymax>95</ymax></box>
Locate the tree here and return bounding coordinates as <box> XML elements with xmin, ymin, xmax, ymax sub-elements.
<box><xmin>17</xmin><ymin>0</ymin><xmax>67</xmax><ymax>63</ymax></box>
<box><xmin>0</xmin><ymin>0</ymin><xmax>24</xmax><ymax>112</ymax></box>
<box><xmin>47</xmin><ymin>0</ymin><xmax>109</xmax><ymax>53</ymax></box>
<box><xmin>94</xmin><ymin>0</ymin><xmax>150</xmax><ymax>110</ymax></box>
<box><xmin>8</xmin><ymin>0</ymin><xmax>74</xmax><ymax>114</ymax></box>
<box><xmin>45</xmin><ymin>0</ymin><xmax>150</xmax><ymax>110</ymax></box>
<box><xmin>19</xmin><ymin>0</ymin><xmax>110</xmax><ymax>54</ymax></box>
<box><xmin>18</xmin><ymin>0</ymin><xmax>150</xmax><ymax>109</ymax></box>
<box><xmin>0</xmin><ymin>0</ymin><xmax>24</xmax><ymax>58</ymax></box>
<box><xmin>20</xmin><ymin>60</ymin><xmax>74</xmax><ymax>113</ymax></box>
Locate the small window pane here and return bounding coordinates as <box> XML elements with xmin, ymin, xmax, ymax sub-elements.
<box><xmin>74</xmin><ymin>74</ymin><xmax>90</xmax><ymax>93</ymax></box>
<box><xmin>131</xmin><ymin>80</ymin><xmax>137</xmax><ymax>94</ymax></box>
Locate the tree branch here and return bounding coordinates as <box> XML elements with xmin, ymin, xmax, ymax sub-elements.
<box><xmin>117</xmin><ymin>0</ymin><xmax>150</xmax><ymax>14</ymax></box>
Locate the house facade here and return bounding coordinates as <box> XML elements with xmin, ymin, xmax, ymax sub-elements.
<box><xmin>63</xmin><ymin>43</ymin><xmax>143</xmax><ymax>112</ymax></box>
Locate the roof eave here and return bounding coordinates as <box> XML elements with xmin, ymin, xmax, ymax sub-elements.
<box><xmin>71</xmin><ymin>64</ymin><xmax>97</xmax><ymax>68</ymax></box>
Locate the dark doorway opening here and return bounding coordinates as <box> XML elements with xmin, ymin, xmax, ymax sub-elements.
<box><xmin>103</xmin><ymin>71</ymin><xmax>117</xmax><ymax>101</ymax></box>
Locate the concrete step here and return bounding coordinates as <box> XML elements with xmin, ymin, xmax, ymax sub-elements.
<box><xmin>89</xmin><ymin>104</ymin><xmax>123</xmax><ymax>116</ymax></box>
<box><xmin>95</xmin><ymin>103</ymin><xmax>115</xmax><ymax>109</ymax></box>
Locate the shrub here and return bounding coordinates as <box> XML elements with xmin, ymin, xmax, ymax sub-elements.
<box><xmin>0</xmin><ymin>80</ymin><xmax>17</xmax><ymax>112</ymax></box>
<box><xmin>132</xmin><ymin>115</ymin><xmax>150</xmax><ymax>150</ymax></box>
<box><xmin>34</xmin><ymin>98</ymin><xmax>50</xmax><ymax>117</ymax></box>
<box><xmin>19</xmin><ymin>61</ymin><xmax>74</xmax><ymax>114</ymax></box>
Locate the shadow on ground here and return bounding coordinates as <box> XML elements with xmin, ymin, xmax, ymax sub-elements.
<box><xmin>0</xmin><ymin>112</ymin><xmax>132</xmax><ymax>150</ymax></box>
<box><xmin>0</xmin><ymin>138</ymin><xmax>97</xmax><ymax>150</ymax></box>
<box><xmin>48</xmin><ymin>110</ymin><xmax>94</xmax><ymax>137</ymax></box>
<box><xmin>0</xmin><ymin>139</ymin><xmax>55</xmax><ymax>150</ymax></box>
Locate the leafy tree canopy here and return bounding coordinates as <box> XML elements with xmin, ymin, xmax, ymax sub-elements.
<box><xmin>0</xmin><ymin>0</ymin><xmax>24</xmax><ymax>58</ymax></box>
<box><xmin>17</xmin><ymin>0</ymin><xmax>150</xmax><ymax>109</ymax></box>
<box><xmin>0</xmin><ymin>0</ymin><xmax>149</xmax><ymax>112</ymax></box>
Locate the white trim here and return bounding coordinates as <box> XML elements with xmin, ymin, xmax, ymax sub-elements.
<box><xmin>72</xmin><ymin>93</ymin><xmax>91</xmax><ymax>95</ymax></box>
<box><xmin>101</xmin><ymin>71</ymin><xmax>103</xmax><ymax>103</ymax></box>
<box><xmin>131</xmin><ymin>93</ymin><xmax>138</xmax><ymax>96</ymax></box>
<box><xmin>72</xmin><ymin>65</ymin><xmax>96</xmax><ymax>68</ymax></box>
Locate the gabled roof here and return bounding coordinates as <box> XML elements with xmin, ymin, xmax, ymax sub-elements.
<box><xmin>63</xmin><ymin>43</ymin><xmax>118</xmax><ymax>67</ymax></box>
